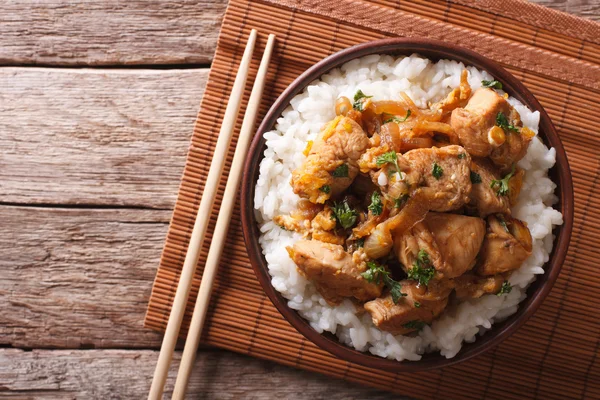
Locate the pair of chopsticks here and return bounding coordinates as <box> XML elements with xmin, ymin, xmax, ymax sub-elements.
<box><xmin>148</xmin><ymin>29</ymin><xmax>275</xmax><ymax>400</ymax></box>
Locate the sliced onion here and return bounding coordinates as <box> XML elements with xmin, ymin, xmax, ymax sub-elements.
<box><xmin>363</xmin><ymin>225</ymin><xmax>394</xmax><ymax>259</ymax></box>
<box><xmin>401</xmin><ymin>137</ymin><xmax>433</xmax><ymax>151</ymax></box>
<box><xmin>380</xmin><ymin>122</ymin><xmax>402</xmax><ymax>152</ymax></box>
<box><xmin>370</xmin><ymin>100</ymin><xmax>408</xmax><ymax>116</ymax></box>
<box><xmin>363</xmin><ymin>189</ymin><xmax>430</xmax><ymax>259</ymax></box>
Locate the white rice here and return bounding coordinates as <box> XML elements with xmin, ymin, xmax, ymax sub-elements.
<box><xmin>253</xmin><ymin>54</ymin><xmax>563</xmax><ymax>361</ymax></box>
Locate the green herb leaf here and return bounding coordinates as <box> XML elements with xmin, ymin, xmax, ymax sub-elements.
<box><xmin>496</xmin><ymin>111</ymin><xmax>519</xmax><ymax>133</ymax></box>
<box><xmin>414</xmin><ymin>301</ymin><xmax>421</xmax><ymax>308</ymax></box>
<box><xmin>332</xmin><ymin>200</ymin><xmax>358</xmax><ymax>229</ymax></box>
<box><xmin>482</xmin><ymin>79</ymin><xmax>503</xmax><ymax>90</ymax></box>
<box><xmin>394</xmin><ymin>194</ymin><xmax>409</xmax><ymax>208</ymax></box>
<box><xmin>361</xmin><ymin>261</ymin><xmax>406</xmax><ymax>304</ymax></box>
<box><xmin>457</xmin><ymin>153</ymin><xmax>466</xmax><ymax>159</ymax></box>
<box><xmin>361</xmin><ymin>261</ymin><xmax>386</xmax><ymax>284</ymax></box>
<box><xmin>497</xmin><ymin>281</ymin><xmax>512</xmax><ymax>296</ymax></box>
<box><xmin>368</xmin><ymin>191</ymin><xmax>383</xmax><ymax>216</ymax></box>
<box><xmin>407</xmin><ymin>249</ymin><xmax>435</xmax><ymax>286</ymax></box>
<box><xmin>383</xmin><ymin>109</ymin><xmax>411</xmax><ymax>124</ymax></box>
<box><xmin>356</xmin><ymin>238</ymin><xmax>365</xmax><ymax>248</ymax></box>
<box><xmin>352</xmin><ymin>89</ymin><xmax>373</xmax><ymax>111</ymax></box>
<box><xmin>319</xmin><ymin>185</ymin><xmax>331</xmax><ymax>194</ymax></box>
<box><xmin>278</xmin><ymin>224</ymin><xmax>289</xmax><ymax>231</ymax></box>
<box><xmin>403</xmin><ymin>320</ymin><xmax>426</xmax><ymax>330</ymax></box>
<box><xmin>332</xmin><ymin>163</ymin><xmax>349</xmax><ymax>178</ymax></box>
<box><xmin>376</xmin><ymin>151</ymin><xmax>403</xmax><ymax>177</ymax></box>
<box><xmin>376</xmin><ymin>151</ymin><xmax>397</xmax><ymax>167</ymax></box>
<box><xmin>386</xmin><ymin>277</ymin><xmax>406</xmax><ymax>304</ymax></box>
<box><xmin>432</xmin><ymin>162</ymin><xmax>443</xmax><ymax>179</ymax></box>
<box><xmin>490</xmin><ymin>165</ymin><xmax>515</xmax><ymax>196</ymax></box>
<box><xmin>470</xmin><ymin>171</ymin><xmax>482</xmax><ymax>184</ymax></box>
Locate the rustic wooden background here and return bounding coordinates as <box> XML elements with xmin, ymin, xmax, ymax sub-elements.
<box><xmin>0</xmin><ymin>1</ymin><xmax>597</xmax><ymax>398</ymax></box>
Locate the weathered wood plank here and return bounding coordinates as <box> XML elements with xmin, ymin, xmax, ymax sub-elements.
<box><xmin>0</xmin><ymin>0</ymin><xmax>227</xmax><ymax>66</ymax></box>
<box><xmin>0</xmin><ymin>206</ymin><xmax>166</xmax><ymax>348</ymax></box>
<box><xmin>1</xmin><ymin>1</ymin><xmax>596</xmax><ymax>67</ymax></box>
<box><xmin>531</xmin><ymin>0</ymin><xmax>600</xmax><ymax>21</ymax></box>
<box><xmin>0</xmin><ymin>68</ymin><xmax>207</xmax><ymax>209</ymax></box>
<box><xmin>0</xmin><ymin>348</ymin><xmax>397</xmax><ymax>399</ymax></box>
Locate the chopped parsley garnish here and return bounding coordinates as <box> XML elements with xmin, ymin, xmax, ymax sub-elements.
<box><xmin>490</xmin><ymin>165</ymin><xmax>515</xmax><ymax>196</ymax></box>
<box><xmin>457</xmin><ymin>153</ymin><xmax>466</xmax><ymax>159</ymax></box>
<box><xmin>361</xmin><ymin>261</ymin><xmax>407</xmax><ymax>303</ymax></box>
<box><xmin>432</xmin><ymin>162</ymin><xmax>443</xmax><ymax>179</ymax></box>
<box><xmin>332</xmin><ymin>200</ymin><xmax>358</xmax><ymax>229</ymax></box>
<box><xmin>368</xmin><ymin>191</ymin><xmax>383</xmax><ymax>216</ymax></box>
<box><xmin>319</xmin><ymin>185</ymin><xmax>331</xmax><ymax>194</ymax></box>
<box><xmin>482</xmin><ymin>79</ymin><xmax>503</xmax><ymax>90</ymax></box>
<box><xmin>332</xmin><ymin>163</ymin><xmax>349</xmax><ymax>178</ymax></box>
<box><xmin>470</xmin><ymin>171</ymin><xmax>482</xmax><ymax>184</ymax></box>
<box><xmin>383</xmin><ymin>109</ymin><xmax>411</xmax><ymax>124</ymax></box>
<box><xmin>496</xmin><ymin>111</ymin><xmax>519</xmax><ymax>133</ymax></box>
<box><xmin>497</xmin><ymin>281</ymin><xmax>512</xmax><ymax>296</ymax></box>
<box><xmin>356</xmin><ymin>238</ymin><xmax>365</xmax><ymax>248</ymax></box>
<box><xmin>414</xmin><ymin>301</ymin><xmax>421</xmax><ymax>308</ymax></box>
<box><xmin>376</xmin><ymin>151</ymin><xmax>401</xmax><ymax>175</ymax></box>
<box><xmin>407</xmin><ymin>249</ymin><xmax>435</xmax><ymax>286</ymax></box>
<box><xmin>394</xmin><ymin>194</ymin><xmax>409</xmax><ymax>208</ymax></box>
<box><xmin>403</xmin><ymin>320</ymin><xmax>426</xmax><ymax>330</ymax></box>
<box><xmin>352</xmin><ymin>89</ymin><xmax>372</xmax><ymax>111</ymax></box>
<box><xmin>277</xmin><ymin>224</ymin><xmax>289</xmax><ymax>231</ymax></box>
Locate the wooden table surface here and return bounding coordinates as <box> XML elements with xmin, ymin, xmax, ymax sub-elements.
<box><xmin>1</xmin><ymin>1</ymin><xmax>597</xmax><ymax>398</ymax></box>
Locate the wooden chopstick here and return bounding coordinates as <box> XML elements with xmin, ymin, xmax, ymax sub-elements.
<box><xmin>147</xmin><ymin>29</ymin><xmax>258</xmax><ymax>400</ymax></box>
<box><xmin>171</xmin><ymin>33</ymin><xmax>276</xmax><ymax>400</ymax></box>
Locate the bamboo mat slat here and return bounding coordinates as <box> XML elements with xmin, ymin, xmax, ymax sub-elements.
<box><xmin>145</xmin><ymin>0</ymin><xmax>600</xmax><ymax>397</ymax></box>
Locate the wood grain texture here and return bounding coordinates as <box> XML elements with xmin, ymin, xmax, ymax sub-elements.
<box><xmin>0</xmin><ymin>0</ymin><xmax>227</xmax><ymax>66</ymax></box>
<box><xmin>0</xmin><ymin>1</ymin><xmax>598</xmax><ymax>399</ymax></box>
<box><xmin>0</xmin><ymin>349</ymin><xmax>397</xmax><ymax>399</ymax></box>
<box><xmin>532</xmin><ymin>0</ymin><xmax>600</xmax><ymax>21</ymax></box>
<box><xmin>0</xmin><ymin>206</ymin><xmax>166</xmax><ymax>348</ymax></box>
<box><xmin>0</xmin><ymin>68</ymin><xmax>206</xmax><ymax>209</ymax></box>
<box><xmin>0</xmin><ymin>0</ymin><xmax>596</xmax><ymax>67</ymax></box>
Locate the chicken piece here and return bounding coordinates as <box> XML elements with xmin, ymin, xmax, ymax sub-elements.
<box><xmin>275</xmin><ymin>205</ymin><xmax>345</xmax><ymax>245</ymax></box>
<box><xmin>394</xmin><ymin>212</ymin><xmax>486</xmax><ymax>279</ymax></box>
<box><xmin>291</xmin><ymin>116</ymin><xmax>371</xmax><ymax>203</ymax></box>
<box><xmin>454</xmin><ymin>274</ymin><xmax>504</xmax><ymax>300</ymax></box>
<box><xmin>402</xmin><ymin>145</ymin><xmax>472</xmax><ymax>212</ymax></box>
<box><xmin>468</xmin><ymin>158</ymin><xmax>510</xmax><ymax>217</ymax></box>
<box><xmin>450</xmin><ymin>88</ymin><xmax>511</xmax><ymax>157</ymax></box>
<box><xmin>311</xmin><ymin>207</ymin><xmax>345</xmax><ymax>245</ymax></box>
<box><xmin>451</xmin><ymin>88</ymin><xmax>533</xmax><ymax>171</ymax></box>
<box><xmin>489</xmin><ymin>120</ymin><xmax>534</xmax><ymax>172</ymax></box>
<box><xmin>288</xmin><ymin>240</ymin><xmax>383</xmax><ymax>305</ymax></box>
<box><xmin>476</xmin><ymin>215</ymin><xmax>533</xmax><ymax>276</ymax></box>
<box><xmin>364</xmin><ymin>280</ymin><xmax>450</xmax><ymax>334</ymax></box>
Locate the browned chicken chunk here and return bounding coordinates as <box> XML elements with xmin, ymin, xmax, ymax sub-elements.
<box><xmin>451</xmin><ymin>88</ymin><xmax>533</xmax><ymax>171</ymax></box>
<box><xmin>453</xmin><ymin>274</ymin><xmax>504</xmax><ymax>300</ymax></box>
<box><xmin>489</xmin><ymin>124</ymin><xmax>534</xmax><ymax>172</ymax></box>
<box><xmin>451</xmin><ymin>88</ymin><xmax>512</xmax><ymax>157</ymax></box>
<box><xmin>364</xmin><ymin>280</ymin><xmax>451</xmax><ymax>334</ymax></box>
<box><xmin>476</xmin><ymin>215</ymin><xmax>533</xmax><ymax>276</ymax></box>
<box><xmin>468</xmin><ymin>158</ymin><xmax>510</xmax><ymax>217</ymax></box>
<box><xmin>394</xmin><ymin>212</ymin><xmax>486</xmax><ymax>279</ymax></box>
<box><xmin>288</xmin><ymin>240</ymin><xmax>383</xmax><ymax>305</ymax></box>
<box><xmin>402</xmin><ymin>145</ymin><xmax>472</xmax><ymax>212</ymax></box>
<box><xmin>291</xmin><ymin>116</ymin><xmax>370</xmax><ymax>203</ymax></box>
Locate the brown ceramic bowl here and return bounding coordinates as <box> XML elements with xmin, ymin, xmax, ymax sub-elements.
<box><xmin>240</xmin><ymin>38</ymin><xmax>573</xmax><ymax>372</ymax></box>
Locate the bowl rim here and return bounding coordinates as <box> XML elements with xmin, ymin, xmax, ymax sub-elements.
<box><xmin>240</xmin><ymin>37</ymin><xmax>574</xmax><ymax>372</ymax></box>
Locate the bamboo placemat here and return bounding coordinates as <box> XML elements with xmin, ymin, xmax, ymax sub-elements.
<box><xmin>145</xmin><ymin>1</ymin><xmax>600</xmax><ymax>398</ymax></box>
